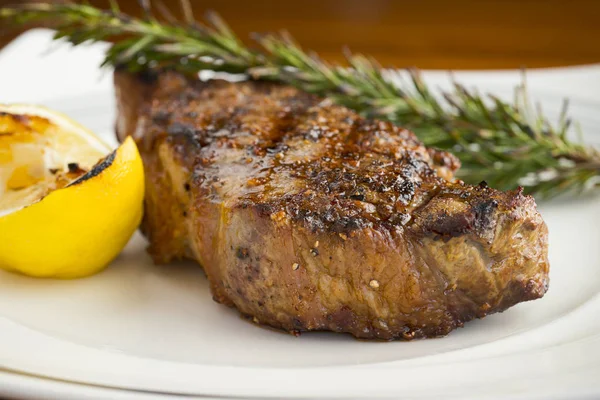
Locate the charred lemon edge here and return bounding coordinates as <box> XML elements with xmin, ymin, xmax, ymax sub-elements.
<box><xmin>0</xmin><ymin>136</ymin><xmax>144</xmax><ymax>278</ymax></box>
<box><xmin>0</xmin><ymin>104</ymin><xmax>114</xmax><ymax>217</ymax></box>
<box><xmin>0</xmin><ymin>103</ymin><xmax>111</xmax><ymax>152</ymax></box>
<box><xmin>0</xmin><ymin>147</ymin><xmax>120</xmax><ymax>218</ymax></box>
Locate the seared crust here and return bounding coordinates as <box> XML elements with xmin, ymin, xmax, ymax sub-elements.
<box><xmin>115</xmin><ymin>70</ymin><xmax>549</xmax><ymax>340</ymax></box>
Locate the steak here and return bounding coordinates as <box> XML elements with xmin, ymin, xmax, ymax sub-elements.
<box><xmin>114</xmin><ymin>70</ymin><xmax>549</xmax><ymax>340</ymax></box>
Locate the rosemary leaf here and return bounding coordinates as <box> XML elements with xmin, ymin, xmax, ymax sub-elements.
<box><xmin>2</xmin><ymin>2</ymin><xmax>600</xmax><ymax>198</ymax></box>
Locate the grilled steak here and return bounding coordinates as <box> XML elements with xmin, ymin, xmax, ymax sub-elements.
<box><xmin>114</xmin><ymin>70</ymin><xmax>549</xmax><ymax>340</ymax></box>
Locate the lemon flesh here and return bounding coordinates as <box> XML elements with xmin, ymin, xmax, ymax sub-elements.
<box><xmin>0</xmin><ymin>105</ymin><xmax>144</xmax><ymax>278</ymax></box>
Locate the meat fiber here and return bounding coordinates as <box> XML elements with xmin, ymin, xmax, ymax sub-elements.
<box><xmin>114</xmin><ymin>70</ymin><xmax>549</xmax><ymax>340</ymax></box>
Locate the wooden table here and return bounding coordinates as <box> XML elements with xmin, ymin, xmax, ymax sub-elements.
<box><xmin>1</xmin><ymin>0</ymin><xmax>599</xmax><ymax>70</ymax></box>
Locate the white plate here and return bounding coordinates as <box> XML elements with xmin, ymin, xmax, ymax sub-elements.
<box><xmin>1</xmin><ymin>30</ymin><xmax>600</xmax><ymax>399</ymax></box>
<box><xmin>0</xmin><ymin>369</ymin><xmax>208</xmax><ymax>400</ymax></box>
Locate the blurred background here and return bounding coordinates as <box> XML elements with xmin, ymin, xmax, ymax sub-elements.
<box><xmin>1</xmin><ymin>0</ymin><xmax>600</xmax><ymax>70</ymax></box>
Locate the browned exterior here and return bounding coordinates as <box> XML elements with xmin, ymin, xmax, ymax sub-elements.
<box><xmin>114</xmin><ymin>70</ymin><xmax>549</xmax><ymax>340</ymax></box>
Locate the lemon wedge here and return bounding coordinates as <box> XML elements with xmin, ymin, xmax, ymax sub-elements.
<box><xmin>0</xmin><ymin>104</ymin><xmax>144</xmax><ymax>278</ymax></box>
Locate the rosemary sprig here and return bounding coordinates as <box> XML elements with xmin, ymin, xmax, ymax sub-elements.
<box><xmin>2</xmin><ymin>2</ymin><xmax>600</xmax><ymax>198</ymax></box>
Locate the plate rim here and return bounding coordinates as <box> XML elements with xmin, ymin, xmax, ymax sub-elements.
<box><xmin>2</xmin><ymin>31</ymin><xmax>600</xmax><ymax>398</ymax></box>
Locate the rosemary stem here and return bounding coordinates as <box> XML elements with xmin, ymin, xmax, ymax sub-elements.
<box><xmin>1</xmin><ymin>2</ymin><xmax>599</xmax><ymax>198</ymax></box>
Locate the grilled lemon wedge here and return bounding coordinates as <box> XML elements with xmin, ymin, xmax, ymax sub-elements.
<box><xmin>0</xmin><ymin>104</ymin><xmax>144</xmax><ymax>278</ymax></box>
